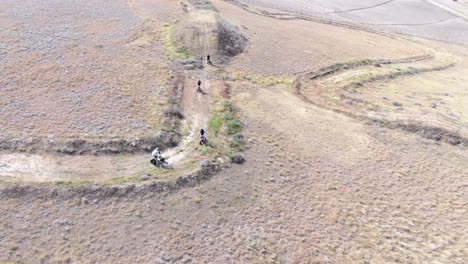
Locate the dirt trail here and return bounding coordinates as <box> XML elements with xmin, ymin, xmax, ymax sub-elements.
<box><xmin>164</xmin><ymin>14</ymin><xmax>218</xmax><ymax>164</ymax></box>
<box><xmin>0</xmin><ymin>154</ymin><xmax>149</xmax><ymax>183</ymax></box>
<box><xmin>181</xmin><ymin>72</ymin><xmax>211</xmax><ymax>131</ymax></box>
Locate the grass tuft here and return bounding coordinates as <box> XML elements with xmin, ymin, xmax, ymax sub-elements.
<box><xmin>227</xmin><ymin>70</ymin><xmax>292</xmax><ymax>85</ymax></box>
<box><xmin>207</xmin><ymin>115</ymin><xmax>223</xmax><ymax>135</ymax></box>
<box><xmin>196</xmin><ymin>145</ymin><xmax>210</xmax><ymax>155</ymax></box>
<box><xmin>162</xmin><ymin>24</ymin><xmax>192</xmax><ymax>60</ymax></box>
<box><xmin>225</xmin><ymin>119</ymin><xmax>241</xmax><ymax>135</ymax></box>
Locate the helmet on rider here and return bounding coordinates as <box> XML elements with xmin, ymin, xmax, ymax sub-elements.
<box><xmin>152</xmin><ymin>147</ymin><xmax>160</xmax><ymax>158</ymax></box>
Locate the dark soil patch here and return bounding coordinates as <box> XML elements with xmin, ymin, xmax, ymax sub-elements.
<box><xmin>217</xmin><ymin>16</ymin><xmax>247</xmax><ymax>57</ymax></box>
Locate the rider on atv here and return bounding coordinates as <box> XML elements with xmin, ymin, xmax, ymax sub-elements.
<box><xmin>152</xmin><ymin>147</ymin><xmax>162</xmax><ymax>161</ymax></box>
<box><xmin>150</xmin><ymin>147</ymin><xmax>172</xmax><ymax>169</ymax></box>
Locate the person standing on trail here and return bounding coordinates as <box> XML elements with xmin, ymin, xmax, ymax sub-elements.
<box><xmin>207</xmin><ymin>54</ymin><xmax>212</xmax><ymax>65</ymax></box>
<box><xmin>197</xmin><ymin>79</ymin><xmax>202</xmax><ymax>93</ymax></box>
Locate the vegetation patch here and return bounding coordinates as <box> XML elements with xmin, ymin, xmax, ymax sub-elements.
<box><xmin>224</xmin><ymin>115</ymin><xmax>242</xmax><ymax>135</ymax></box>
<box><xmin>204</xmin><ymin>100</ymin><xmax>246</xmax><ymax>154</ymax></box>
<box><xmin>207</xmin><ymin>115</ymin><xmax>223</xmax><ymax>135</ymax></box>
<box><xmin>227</xmin><ymin>70</ymin><xmax>292</xmax><ymax>86</ymax></box>
<box><xmin>162</xmin><ymin>23</ymin><xmax>192</xmax><ymax>60</ymax></box>
<box><xmin>196</xmin><ymin>145</ymin><xmax>211</xmax><ymax>155</ymax></box>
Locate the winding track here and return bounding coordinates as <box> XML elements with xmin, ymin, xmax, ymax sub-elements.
<box><xmin>165</xmin><ymin>7</ymin><xmax>218</xmax><ymax>165</ymax></box>
<box><xmin>328</xmin><ymin>0</ymin><xmax>395</xmax><ymax>14</ymax></box>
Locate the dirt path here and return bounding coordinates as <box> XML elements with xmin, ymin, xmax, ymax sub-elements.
<box><xmin>162</xmin><ymin>69</ymin><xmax>219</xmax><ymax>165</ymax></box>
<box><xmin>164</xmin><ymin>14</ymin><xmax>217</xmax><ymax>164</ymax></box>
<box><xmin>1</xmin><ymin>0</ymin><xmax>466</xmax><ymax>263</ymax></box>
<box><xmin>164</xmin><ymin>70</ymin><xmax>213</xmax><ymax>165</ymax></box>
<box><xmin>181</xmin><ymin>72</ymin><xmax>211</xmax><ymax>132</ymax></box>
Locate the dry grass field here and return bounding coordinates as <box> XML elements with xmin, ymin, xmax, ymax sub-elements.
<box><xmin>0</xmin><ymin>0</ymin><xmax>467</xmax><ymax>263</ymax></box>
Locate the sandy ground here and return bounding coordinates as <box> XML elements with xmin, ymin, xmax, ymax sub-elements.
<box><xmin>0</xmin><ymin>0</ymin><xmax>467</xmax><ymax>263</ymax></box>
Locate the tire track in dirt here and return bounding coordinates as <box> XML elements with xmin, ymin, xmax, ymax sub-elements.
<box><xmin>293</xmin><ymin>52</ymin><xmax>467</xmax><ymax>146</ymax></box>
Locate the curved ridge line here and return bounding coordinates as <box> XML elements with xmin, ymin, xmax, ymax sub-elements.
<box><xmin>329</xmin><ymin>0</ymin><xmax>396</xmax><ymax>14</ymax></box>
